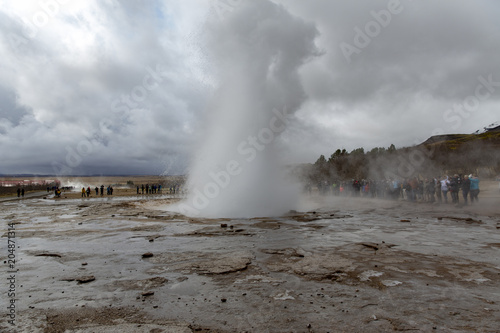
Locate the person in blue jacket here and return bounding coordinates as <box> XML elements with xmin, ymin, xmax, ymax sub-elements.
<box><xmin>469</xmin><ymin>174</ymin><xmax>480</xmax><ymax>203</ymax></box>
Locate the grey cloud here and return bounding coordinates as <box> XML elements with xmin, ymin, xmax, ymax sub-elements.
<box><xmin>0</xmin><ymin>0</ymin><xmax>499</xmax><ymax>175</ymax></box>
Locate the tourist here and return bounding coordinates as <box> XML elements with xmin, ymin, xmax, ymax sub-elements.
<box><xmin>409</xmin><ymin>177</ymin><xmax>418</xmax><ymax>202</ymax></box>
<box><xmin>440</xmin><ymin>176</ymin><xmax>449</xmax><ymax>203</ymax></box>
<box><xmin>449</xmin><ymin>175</ymin><xmax>459</xmax><ymax>204</ymax></box>
<box><xmin>470</xmin><ymin>174</ymin><xmax>480</xmax><ymax>203</ymax></box>
<box><xmin>17</xmin><ymin>188</ymin><xmax>20</xmax><ymax>197</ymax></box>
<box><xmin>425</xmin><ymin>178</ymin><xmax>435</xmax><ymax>203</ymax></box>
<box><xmin>100</xmin><ymin>185</ymin><xmax>104</xmax><ymax>196</ymax></box>
<box><xmin>95</xmin><ymin>186</ymin><xmax>99</xmax><ymax>196</ymax></box>
<box><xmin>461</xmin><ymin>175</ymin><xmax>470</xmax><ymax>205</ymax></box>
<box><xmin>435</xmin><ymin>177</ymin><xmax>442</xmax><ymax>203</ymax></box>
<box><xmin>391</xmin><ymin>179</ymin><xmax>400</xmax><ymax>200</ymax></box>
<box><xmin>81</xmin><ymin>187</ymin><xmax>86</xmax><ymax>198</ymax></box>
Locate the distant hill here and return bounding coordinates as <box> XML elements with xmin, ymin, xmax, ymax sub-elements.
<box><xmin>420</xmin><ymin>130</ymin><xmax>500</xmax><ymax>148</ymax></box>
<box><xmin>306</xmin><ymin>121</ymin><xmax>500</xmax><ymax>181</ymax></box>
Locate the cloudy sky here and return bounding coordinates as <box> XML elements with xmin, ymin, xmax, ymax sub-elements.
<box><xmin>0</xmin><ymin>0</ymin><xmax>499</xmax><ymax>176</ymax></box>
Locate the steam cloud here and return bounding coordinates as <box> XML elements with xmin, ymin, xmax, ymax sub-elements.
<box><xmin>176</xmin><ymin>0</ymin><xmax>318</xmax><ymax>218</ymax></box>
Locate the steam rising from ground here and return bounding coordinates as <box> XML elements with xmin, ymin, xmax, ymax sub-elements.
<box><xmin>174</xmin><ymin>0</ymin><xmax>318</xmax><ymax>218</ymax></box>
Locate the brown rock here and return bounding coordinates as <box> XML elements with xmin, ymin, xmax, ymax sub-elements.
<box><xmin>76</xmin><ymin>276</ymin><xmax>95</xmax><ymax>284</ymax></box>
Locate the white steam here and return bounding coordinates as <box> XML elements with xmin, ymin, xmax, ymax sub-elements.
<box><xmin>174</xmin><ymin>0</ymin><xmax>318</xmax><ymax>218</ymax></box>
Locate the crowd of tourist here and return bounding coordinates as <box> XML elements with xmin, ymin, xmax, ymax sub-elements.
<box><xmin>36</xmin><ymin>181</ymin><xmax>185</xmax><ymax>198</ymax></box>
<box><xmin>136</xmin><ymin>184</ymin><xmax>162</xmax><ymax>194</ymax></box>
<box><xmin>314</xmin><ymin>174</ymin><xmax>481</xmax><ymax>205</ymax></box>
<box><xmin>80</xmin><ymin>185</ymin><xmax>114</xmax><ymax>197</ymax></box>
<box><xmin>135</xmin><ymin>183</ymin><xmax>182</xmax><ymax>195</ymax></box>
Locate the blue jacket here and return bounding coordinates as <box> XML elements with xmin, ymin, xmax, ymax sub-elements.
<box><xmin>470</xmin><ymin>178</ymin><xmax>479</xmax><ymax>190</ymax></box>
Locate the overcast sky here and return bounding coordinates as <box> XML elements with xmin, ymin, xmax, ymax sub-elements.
<box><xmin>0</xmin><ymin>0</ymin><xmax>499</xmax><ymax>175</ymax></box>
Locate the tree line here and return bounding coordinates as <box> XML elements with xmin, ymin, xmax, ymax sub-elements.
<box><xmin>305</xmin><ymin>136</ymin><xmax>500</xmax><ymax>183</ymax></box>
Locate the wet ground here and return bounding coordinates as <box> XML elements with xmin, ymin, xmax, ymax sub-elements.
<box><xmin>1</xmin><ymin>188</ymin><xmax>500</xmax><ymax>332</ymax></box>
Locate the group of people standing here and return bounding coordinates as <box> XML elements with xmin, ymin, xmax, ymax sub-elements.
<box><xmin>315</xmin><ymin>174</ymin><xmax>481</xmax><ymax>206</ymax></box>
<box><xmin>438</xmin><ymin>174</ymin><xmax>480</xmax><ymax>205</ymax></box>
<box><xmin>136</xmin><ymin>184</ymin><xmax>182</xmax><ymax>195</ymax></box>
<box><xmin>81</xmin><ymin>185</ymin><xmax>113</xmax><ymax>197</ymax></box>
<box><xmin>137</xmin><ymin>184</ymin><xmax>162</xmax><ymax>194</ymax></box>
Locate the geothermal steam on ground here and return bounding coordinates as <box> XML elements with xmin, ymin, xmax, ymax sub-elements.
<box><xmin>175</xmin><ymin>1</ymin><xmax>318</xmax><ymax>218</ymax></box>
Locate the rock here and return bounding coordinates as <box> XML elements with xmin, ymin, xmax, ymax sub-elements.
<box><xmin>76</xmin><ymin>276</ymin><xmax>95</xmax><ymax>284</ymax></box>
<box><xmin>295</xmin><ymin>248</ymin><xmax>308</xmax><ymax>257</ymax></box>
<box><xmin>400</xmin><ymin>219</ymin><xmax>411</xmax><ymax>222</ymax></box>
<box><xmin>81</xmin><ymin>262</ymin><xmax>88</xmax><ymax>266</ymax></box>
<box><xmin>221</xmin><ymin>298</ymin><xmax>227</xmax><ymax>302</ymax></box>
<box><xmin>361</xmin><ymin>243</ymin><xmax>379</xmax><ymax>251</ymax></box>
<box><xmin>142</xmin><ymin>291</ymin><xmax>154</xmax><ymax>297</ymax></box>
<box><xmin>142</xmin><ymin>252</ymin><xmax>154</xmax><ymax>258</ymax></box>
<box><xmin>221</xmin><ymin>224</ymin><xmax>228</xmax><ymax>228</ymax></box>
<box><xmin>36</xmin><ymin>253</ymin><xmax>62</xmax><ymax>258</ymax></box>
<box><xmin>61</xmin><ymin>278</ymin><xmax>76</xmax><ymax>282</ymax></box>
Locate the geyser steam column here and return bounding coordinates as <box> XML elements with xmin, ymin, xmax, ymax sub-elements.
<box><xmin>177</xmin><ymin>0</ymin><xmax>318</xmax><ymax>218</ymax></box>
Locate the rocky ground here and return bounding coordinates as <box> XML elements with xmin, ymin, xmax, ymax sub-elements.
<box><xmin>1</xmin><ymin>182</ymin><xmax>499</xmax><ymax>332</ymax></box>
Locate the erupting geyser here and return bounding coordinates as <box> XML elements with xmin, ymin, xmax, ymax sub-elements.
<box><xmin>175</xmin><ymin>0</ymin><xmax>318</xmax><ymax>218</ymax></box>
